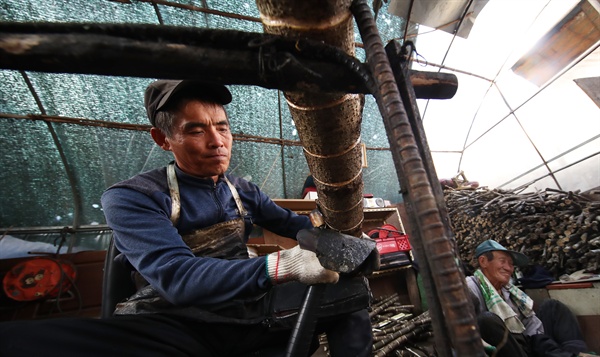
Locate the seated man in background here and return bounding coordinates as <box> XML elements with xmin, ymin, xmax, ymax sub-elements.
<box><xmin>467</xmin><ymin>239</ymin><xmax>590</xmax><ymax>357</ymax></box>
<box><xmin>0</xmin><ymin>79</ymin><xmax>373</xmax><ymax>357</ymax></box>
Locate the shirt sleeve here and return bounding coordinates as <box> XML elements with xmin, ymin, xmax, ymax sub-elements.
<box><xmin>466</xmin><ymin>276</ymin><xmax>486</xmax><ymax>315</ymax></box>
<box><xmin>521</xmin><ymin>311</ymin><xmax>545</xmax><ymax>336</ymax></box>
<box><xmin>101</xmin><ymin>187</ymin><xmax>271</xmax><ymax>306</ymax></box>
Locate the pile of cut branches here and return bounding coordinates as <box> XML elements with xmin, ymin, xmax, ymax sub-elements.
<box><xmin>445</xmin><ymin>187</ymin><xmax>600</xmax><ymax>277</ymax></box>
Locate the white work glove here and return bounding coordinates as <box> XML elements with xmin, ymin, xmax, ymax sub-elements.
<box><xmin>265</xmin><ymin>245</ymin><xmax>339</xmax><ymax>285</ymax></box>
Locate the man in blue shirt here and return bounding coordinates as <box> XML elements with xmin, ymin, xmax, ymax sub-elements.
<box><xmin>0</xmin><ymin>80</ymin><xmax>373</xmax><ymax>357</ymax></box>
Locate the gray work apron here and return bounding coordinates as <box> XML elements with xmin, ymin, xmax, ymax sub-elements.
<box><xmin>114</xmin><ymin>163</ymin><xmax>256</xmax><ymax>318</ymax></box>
<box><xmin>166</xmin><ymin>163</ymin><xmax>250</xmax><ymax>260</ymax></box>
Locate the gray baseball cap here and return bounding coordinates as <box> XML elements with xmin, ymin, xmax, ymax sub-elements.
<box><xmin>144</xmin><ymin>80</ymin><xmax>232</xmax><ymax>126</ymax></box>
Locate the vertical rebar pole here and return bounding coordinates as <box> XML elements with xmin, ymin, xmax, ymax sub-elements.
<box><xmin>350</xmin><ymin>1</ymin><xmax>484</xmax><ymax>355</ymax></box>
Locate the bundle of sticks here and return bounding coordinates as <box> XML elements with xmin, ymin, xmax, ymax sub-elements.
<box><xmin>445</xmin><ymin>187</ymin><xmax>600</xmax><ymax>277</ymax></box>
<box><xmin>369</xmin><ymin>294</ymin><xmax>434</xmax><ymax>357</ymax></box>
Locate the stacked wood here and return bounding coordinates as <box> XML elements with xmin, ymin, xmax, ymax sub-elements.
<box><xmin>317</xmin><ymin>294</ymin><xmax>432</xmax><ymax>356</ymax></box>
<box><xmin>369</xmin><ymin>294</ymin><xmax>434</xmax><ymax>357</ymax></box>
<box><xmin>445</xmin><ymin>187</ymin><xmax>600</xmax><ymax>277</ymax></box>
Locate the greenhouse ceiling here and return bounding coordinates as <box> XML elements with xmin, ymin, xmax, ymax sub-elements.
<box><xmin>0</xmin><ymin>0</ymin><xmax>599</xmax><ymax>237</ymax></box>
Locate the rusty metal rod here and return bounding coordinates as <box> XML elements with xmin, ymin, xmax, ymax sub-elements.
<box><xmin>387</xmin><ymin>40</ymin><xmax>483</xmax><ymax>354</ymax></box>
<box><xmin>384</xmin><ymin>39</ymin><xmax>452</xmax><ymax>355</ymax></box>
<box><xmin>350</xmin><ymin>0</ymin><xmax>483</xmax><ymax>355</ymax></box>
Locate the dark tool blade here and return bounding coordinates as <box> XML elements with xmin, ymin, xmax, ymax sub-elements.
<box><xmin>297</xmin><ymin>227</ymin><xmax>376</xmax><ymax>273</ymax></box>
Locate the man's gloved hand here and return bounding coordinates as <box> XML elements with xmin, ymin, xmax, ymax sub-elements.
<box><xmin>266</xmin><ymin>245</ymin><xmax>339</xmax><ymax>285</ymax></box>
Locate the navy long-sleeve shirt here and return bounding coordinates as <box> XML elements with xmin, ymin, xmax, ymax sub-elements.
<box><xmin>101</xmin><ymin>164</ymin><xmax>311</xmax><ymax>307</ymax></box>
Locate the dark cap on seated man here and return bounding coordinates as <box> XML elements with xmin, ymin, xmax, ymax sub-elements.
<box><xmin>475</xmin><ymin>239</ymin><xmax>529</xmax><ymax>267</ymax></box>
<box><xmin>144</xmin><ymin>80</ymin><xmax>232</xmax><ymax>126</ymax></box>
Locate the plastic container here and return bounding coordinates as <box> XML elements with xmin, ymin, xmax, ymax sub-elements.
<box><xmin>368</xmin><ymin>224</ymin><xmax>411</xmax><ymax>254</ymax></box>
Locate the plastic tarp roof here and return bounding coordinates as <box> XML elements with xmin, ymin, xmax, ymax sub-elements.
<box><xmin>411</xmin><ymin>0</ymin><xmax>600</xmax><ymax>193</ymax></box>
<box><xmin>0</xmin><ymin>0</ymin><xmax>599</xmax><ymax>253</ymax></box>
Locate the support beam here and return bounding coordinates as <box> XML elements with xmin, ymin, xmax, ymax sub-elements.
<box><xmin>0</xmin><ymin>22</ymin><xmax>457</xmax><ymax>99</ymax></box>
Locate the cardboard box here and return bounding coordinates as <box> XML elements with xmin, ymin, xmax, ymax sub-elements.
<box><xmin>303</xmin><ymin>191</ymin><xmax>318</xmax><ymax>200</ymax></box>
<box><xmin>247</xmin><ymin>244</ymin><xmax>284</xmax><ymax>257</ymax></box>
<box><xmin>262</xmin><ymin>230</ymin><xmax>298</xmax><ymax>249</ymax></box>
<box><xmin>362</xmin><ymin>208</ymin><xmax>405</xmax><ymax>234</ymax></box>
<box><xmin>272</xmin><ymin>199</ymin><xmax>316</xmax><ymax>214</ymax></box>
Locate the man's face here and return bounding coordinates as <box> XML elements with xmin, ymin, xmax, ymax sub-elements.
<box><xmin>156</xmin><ymin>100</ymin><xmax>232</xmax><ymax>181</ymax></box>
<box><xmin>480</xmin><ymin>251</ymin><xmax>514</xmax><ymax>289</ymax></box>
